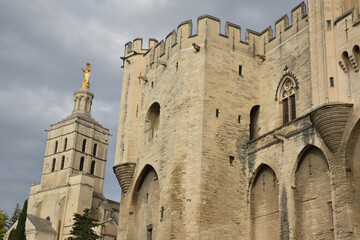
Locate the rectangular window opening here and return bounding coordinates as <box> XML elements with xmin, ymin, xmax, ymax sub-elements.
<box><xmin>216</xmin><ymin>109</ymin><xmax>219</xmax><ymax>118</ymax></box>
<box><xmin>327</xmin><ymin>20</ymin><xmax>332</xmax><ymax>30</ymax></box>
<box><xmin>151</xmin><ymin>81</ymin><xmax>154</xmax><ymax>88</ymax></box>
<box><xmin>239</xmin><ymin>65</ymin><xmax>243</xmax><ymax>76</ymax></box>
<box><xmin>238</xmin><ymin>115</ymin><xmax>241</xmax><ymax>124</ymax></box>
<box><xmin>229</xmin><ymin>156</ymin><xmax>235</xmax><ymax>166</ymax></box>
<box><xmin>330</xmin><ymin>77</ymin><xmax>334</xmax><ymax>87</ymax></box>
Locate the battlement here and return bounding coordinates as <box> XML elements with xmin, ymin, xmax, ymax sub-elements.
<box><xmin>334</xmin><ymin>8</ymin><xmax>360</xmax><ymax>50</ymax></box>
<box><xmin>122</xmin><ymin>2</ymin><xmax>308</xmax><ymax>60</ymax></box>
<box><xmin>335</xmin><ymin>7</ymin><xmax>360</xmax><ymax>26</ymax></box>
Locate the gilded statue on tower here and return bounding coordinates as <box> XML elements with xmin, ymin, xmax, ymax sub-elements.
<box><xmin>81</xmin><ymin>62</ymin><xmax>91</xmax><ymax>89</ymax></box>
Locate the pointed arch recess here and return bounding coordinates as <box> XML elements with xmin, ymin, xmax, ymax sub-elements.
<box><xmin>251</xmin><ymin>164</ymin><xmax>280</xmax><ymax>240</ymax></box>
<box><xmin>294</xmin><ymin>146</ymin><xmax>334</xmax><ymax>240</ymax></box>
<box><xmin>345</xmin><ymin>119</ymin><xmax>360</xmax><ymax>232</ymax></box>
<box><xmin>131</xmin><ymin>164</ymin><xmax>160</xmax><ymax>240</ymax></box>
<box><xmin>145</xmin><ymin>102</ymin><xmax>160</xmax><ymax>141</ymax></box>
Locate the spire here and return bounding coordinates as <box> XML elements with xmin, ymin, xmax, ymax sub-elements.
<box><xmin>72</xmin><ymin>62</ymin><xmax>94</xmax><ymax>115</ymax></box>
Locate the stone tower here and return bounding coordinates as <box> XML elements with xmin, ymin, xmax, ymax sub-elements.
<box><xmin>114</xmin><ymin>1</ymin><xmax>360</xmax><ymax>239</ymax></box>
<box><xmin>25</xmin><ymin>66</ymin><xmax>119</xmax><ymax>240</ymax></box>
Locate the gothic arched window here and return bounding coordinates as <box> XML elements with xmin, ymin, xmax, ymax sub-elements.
<box><xmin>54</xmin><ymin>141</ymin><xmax>58</xmax><ymax>154</ymax></box>
<box><xmin>52</xmin><ymin>158</ymin><xmax>56</xmax><ymax>172</ymax></box>
<box><xmin>280</xmin><ymin>78</ymin><xmax>296</xmax><ymax>124</ymax></box>
<box><xmin>64</xmin><ymin>138</ymin><xmax>67</xmax><ymax>151</ymax></box>
<box><xmin>80</xmin><ymin>157</ymin><xmax>84</xmax><ymax>171</ymax></box>
<box><xmin>82</xmin><ymin>139</ymin><xmax>86</xmax><ymax>153</ymax></box>
<box><xmin>145</xmin><ymin>102</ymin><xmax>160</xmax><ymax>141</ymax></box>
<box><xmin>61</xmin><ymin>156</ymin><xmax>65</xmax><ymax>170</ymax></box>
<box><xmin>90</xmin><ymin>160</ymin><xmax>96</xmax><ymax>175</ymax></box>
<box><xmin>93</xmin><ymin>143</ymin><xmax>97</xmax><ymax>157</ymax></box>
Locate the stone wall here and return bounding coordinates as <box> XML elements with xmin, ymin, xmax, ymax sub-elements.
<box><xmin>114</xmin><ymin>1</ymin><xmax>360</xmax><ymax>239</ymax></box>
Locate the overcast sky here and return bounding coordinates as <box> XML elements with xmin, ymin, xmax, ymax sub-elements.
<box><xmin>0</xmin><ymin>0</ymin><xmax>302</xmax><ymax>215</ymax></box>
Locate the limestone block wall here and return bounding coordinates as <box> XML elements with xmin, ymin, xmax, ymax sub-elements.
<box><xmin>42</xmin><ymin>117</ymin><xmax>108</xmax><ymax>193</ymax></box>
<box><xmin>114</xmin><ymin>39</ymin><xmax>149</xmax><ymax>168</ymax></box>
<box><xmin>199</xmin><ymin>16</ymin><xmax>259</xmax><ymax>239</ymax></box>
<box><xmin>335</xmin><ymin>9</ymin><xmax>360</xmax><ymax>104</ymax></box>
<box><xmin>28</xmin><ymin>173</ymin><xmax>94</xmax><ymax>240</ymax></box>
<box><xmin>115</xmin><ymin>1</ymin><xmax>360</xmax><ymax>239</ymax></box>
<box><xmin>257</xmin><ymin>9</ymin><xmax>310</xmax><ymax>136</ymax></box>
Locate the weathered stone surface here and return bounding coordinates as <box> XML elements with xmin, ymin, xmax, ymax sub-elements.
<box><xmin>113</xmin><ymin>163</ymin><xmax>136</xmax><ymax>193</ymax></box>
<box><xmin>114</xmin><ymin>1</ymin><xmax>360</xmax><ymax>239</ymax></box>
<box><xmin>311</xmin><ymin>104</ymin><xmax>353</xmax><ymax>153</ymax></box>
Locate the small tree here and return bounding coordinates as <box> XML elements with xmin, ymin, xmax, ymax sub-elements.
<box><xmin>0</xmin><ymin>210</ymin><xmax>8</xmax><ymax>240</ymax></box>
<box><xmin>8</xmin><ymin>200</ymin><xmax>27</xmax><ymax>240</ymax></box>
<box><xmin>7</xmin><ymin>229</ymin><xmax>16</xmax><ymax>240</ymax></box>
<box><xmin>14</xmin><ymin>200</ymin><xmax>27</xmax><ymax>240</ymax></box>
<box><xmin>7</xmin><ymin>204</ymin><xmax>20</xmax><ymax>229</ymax></box>
<box><xmin>68</xmin><ymin>208</ymin><xmax>100</xmax><ymax>240</ymax></box>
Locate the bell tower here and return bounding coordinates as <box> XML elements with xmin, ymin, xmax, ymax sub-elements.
<box><xmin>27</xmin><ymin>63</ymin><xmax>113</xmax><ymax>240</ymax></box>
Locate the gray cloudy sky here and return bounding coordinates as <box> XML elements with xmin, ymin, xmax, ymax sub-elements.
<box><xmin>0</xmin><ymin>0</ymin><xmax>301</xmax><ymax>215</ymax></box>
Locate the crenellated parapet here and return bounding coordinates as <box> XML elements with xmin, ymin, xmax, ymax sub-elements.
<box><xmin>120</xmin><ymin>2</ymin><xmax>308</xmax><ymax>66</ymax></box>
<box><xmin>335</xmin><ymin>8</ymin><xmax>360</xmax><ymax>73</ymax></box>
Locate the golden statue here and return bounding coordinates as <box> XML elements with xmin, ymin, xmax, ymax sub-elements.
<box><xmin>81</xmin><ymin>62</ymin><xmax>91</xmax><ymax>89</ymax></box>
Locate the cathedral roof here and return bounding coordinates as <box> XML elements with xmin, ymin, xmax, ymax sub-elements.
<box><xmin>49</xmin><ymin>112</ymin><xmax>108</xmax><ymax>132</ymax></box>
<box><xmin>59</xmin><ymin>112</ymin><xmax>106</xmax><ymax>129</ymax></box>
<box><xmin>93</xmin><ymin>192</ymin><xmax>120</xmax><ymax>212</ymax></box>
<box><xmin>27</xmin><ymin>214</ymin><xmax>56</xmax><ymax>233</ymax></box>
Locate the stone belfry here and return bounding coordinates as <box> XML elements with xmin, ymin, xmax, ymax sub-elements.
<box><xmin>26</xmin><ymin>63</ymin><xmax>118</xmax><ymax>240</ymax></box>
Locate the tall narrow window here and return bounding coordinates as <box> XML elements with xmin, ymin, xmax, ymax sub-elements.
<box><xmin>239</xmin><ymin>65</ymin><xmax>243</xmax><ymax>76</ymax></box>
<box><xmin>280</xmin><ymin>78</ymin><xmax>296</xmax><ymax>124</ymax></box>
<box><xmin>79</xmin><ymin>157</ymin><xmax>84</xmax><ymax>171</ymax></box>
<box><xmin>290</xmin><ymin>95</ymin><xmax>296</xmax><ymax>120</ymax></box>
<box><xmin>250</xmin><ymin>105</ymin><xmax>260</xmax><ymax>140</ymax></box>
<box><xmin>147</xmin><ymin>225</ymin><xmax>153</xmax><ymax>240</ymax></box>
<box><xmin>64</xmin><ymin>138</ymin><xmax>67</xmax><ymax>151</ymax></box>
<box><xmin>327</xmin><ymin>20</ymin><xmax>332</xmax><ymax>30</ymax></box>
<box><xmin>61</xmin><ymin>156</ymin><xmax>65</xmax><ymax>170</ymax></box>
<box><xmin>52</xmin><ymin>158</ymin><xmax>56</xmax><ymax>172</ymax></box>
<box><xmin>283</xmin><ymin>98</ymin><xmax>289</xmax><ymax>124</ymax></box>
<box><xmin>82</xmin><ymin>139</ymin><xmax>86</xmax><ymax>153</ymax></box>
<box><xmin>93</xmin><ymin>144</ymin><xmax>97</xmax><ymax>157</ymax></box>
<box><xmin>90</xmin><ymin>160</ymin><xmax>95</xmax><ymax>175</ymax></box>
<box><xmin>145</xmin><ymin>102</ymin><xmax>160</xmax><ymax>141</ymax></box>
<box><xmin>54</xmin><ymin>141</ymin><xmax>58</xmax><ymax>154</ymax></box>
<box><xmin>329</xmin><ymin>77</ymin><xmax>334</xmax><ymax>87</ymax></box>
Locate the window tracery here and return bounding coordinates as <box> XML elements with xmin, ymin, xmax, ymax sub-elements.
<box><xmin>280</xmin><ymin>78</ymin><xmax>296</xmax><ymax>124</ymax></box>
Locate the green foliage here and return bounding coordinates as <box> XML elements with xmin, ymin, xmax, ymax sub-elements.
<box><xmin>0</xmin><ymin>210</ymin><xmax>8</xmax><ymax>240</ymax></box>
<box><xmin>8</xmin><ymin>200</ymin><xmax>27</xmax><ymax>240</ymax></box>
<box><xmin>8</xmin><ymin>229</ymin><xmax>16</xmax><ymax>240</ymax></box>
<box><xmin>67</xmin><ymin>208</ymin><xmax>100</xmax><ymax>240</ymax></box>
<box><xmin>14</xmin><ymin>200</ymin><xmax>27</xmax><ymax>240</ymax></box>
<box><xmin>7</xmin><ymin>204</ymin><xmax>20</xmax><ymax>229</ymax></box>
